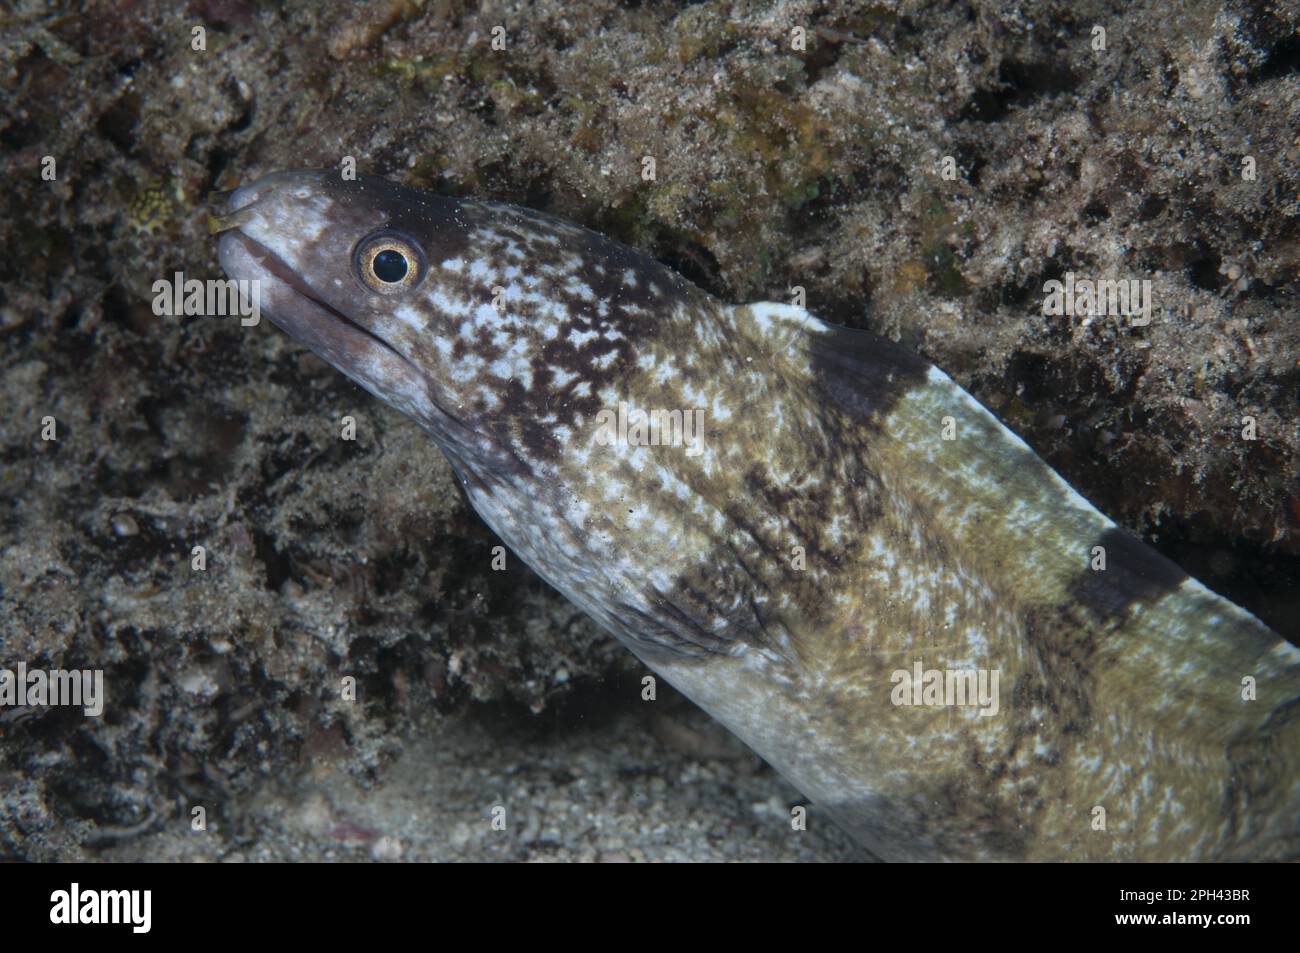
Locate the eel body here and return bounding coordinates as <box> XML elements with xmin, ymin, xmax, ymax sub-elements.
<box><xmin>215</xmin><ymin>171</ymin><xmax>1300</xmax><ymax>861</ymax></box>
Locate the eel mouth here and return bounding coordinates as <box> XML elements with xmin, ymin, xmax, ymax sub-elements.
<box><xmin>216</xmin><ymin>212</ymin><xmax>478</xmax><ymax>451</ymax></box>
<box><xmin>219</xmin><ymin>227</ymin><xmax>410</xmax><ymax>372</ymax></box>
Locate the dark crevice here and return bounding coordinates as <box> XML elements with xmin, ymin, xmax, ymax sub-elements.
<box><xmin>959</xmin><ymin>58</ymin><xmax>1081</xmax><ymax>121</ymax></box>
<box><xmin>1187</xmin><ymin>249</ymin><xmax>1224</xmax><ymax>291</ymax></box>
<box><xmin>96</xmin><ymin>93</ymin><xmax>142</xmax><ymax>154</ymax></box>
<box><xmin>1249</xmin><ymin>30</ymin><xmax>1300</xmax><ymax>83</ymax></box>
<box><xmin>252</xmin><ymin>529</ymin><xmax>292</xmax><ymax>591</ymax></box>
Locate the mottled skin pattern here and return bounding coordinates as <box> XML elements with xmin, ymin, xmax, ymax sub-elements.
<box><xmin>216</xmin><ymin>171</ymin><xmax>1300</xmax><ymax>861</ymax></box>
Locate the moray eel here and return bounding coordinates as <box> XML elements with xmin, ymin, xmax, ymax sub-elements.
<box><xmin>214</xmin><ymin>170</ymin><xmax>1300</xmax><ymax>861</ymax></box>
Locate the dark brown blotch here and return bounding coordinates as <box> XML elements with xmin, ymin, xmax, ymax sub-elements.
<box><xmin>1067</xmin><ymin>527</ymin><xmax>1189</xmax><ymax>622</ymax></box>
<box><xmin>808</xmin><ymin>324</ymin><xmax>932</xmax><ymax>425</ymax></box>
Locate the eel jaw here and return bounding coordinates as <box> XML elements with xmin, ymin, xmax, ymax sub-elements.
<box><xmin>216</xmin><ymin>223</ymin><xmax>434</xmax><ymax>431</ymax></box>
<box><xmin>214</xmin><ymin>192</ymin><xmax>496</xmax><ymax>467</ymax></box>
<box><xmin>219</xmin><ymin>228</ymin><xmax>406</xmax><ymax>367</ymax></box>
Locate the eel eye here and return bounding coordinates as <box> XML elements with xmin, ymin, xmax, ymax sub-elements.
<box><xmin>354</xmin><ymin>232</ymin><xmax>423</xmax><ymax>294</ymax></box>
